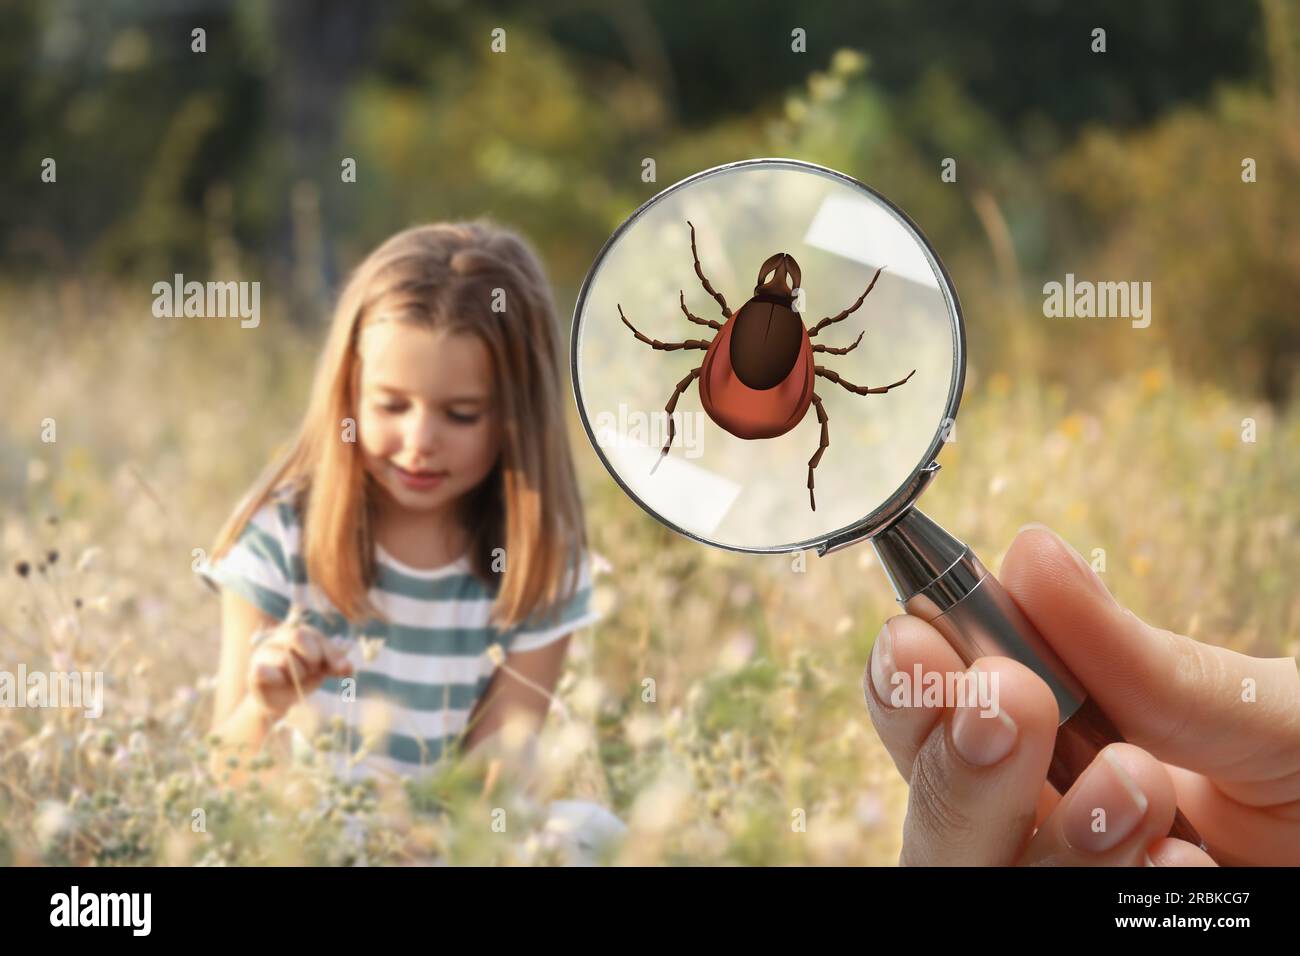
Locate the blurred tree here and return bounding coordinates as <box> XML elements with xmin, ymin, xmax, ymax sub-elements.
<box><xmin>0</xmin><ymin>0</ymin><xmax>1290</xmax><ymax>402</ymax></box>
<box><xmin>265</xmin><ymin>0</ymin><xmax>389</xmax><ymax>319</ymax></box>
<box><xmin>1052</xmin><ymin>0</ymin><xmax>1300</xmax><ymax>404</ymax></box>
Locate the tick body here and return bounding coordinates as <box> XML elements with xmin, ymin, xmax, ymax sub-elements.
<box><xmin>618</xmin><ymin>222</ymin><xmax>916</xmax><ymax>510</ymax></box>
<box><xmin>697</xmin><ymin>254</ymin><xmax>814</xmax><ymax>440</ymax></box>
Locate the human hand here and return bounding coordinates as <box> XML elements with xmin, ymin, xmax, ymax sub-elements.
<box><xmin>864</xmin><ymin>524</ymin><xmax>1300</xmax><ymax>866</ymax></box>
<box><xmin>246</xmin><ymin>615</ymin><xmax>353</xmax><ymax>721</ymax></box>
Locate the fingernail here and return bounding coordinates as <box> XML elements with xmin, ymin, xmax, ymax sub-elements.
<box><xmin>869</xmin><ymin>619</ymin><xmax>896</xmax><ymax>708</ymax></box>
<box><xmin>1016</xmin><ymin>521</ymin><xmax>1051</xmax><ymax>536</ymax></box>
<box><xmin>949</xmin><ymin>666</ymin><xmax>1018</xmax><ymax>766</ymax></box>
<box><xmin>1063</xmin><ymin>748</ymin><xmax>1149</xmax><ymax>853</ymax></box>
<box><xmin>1018</xmin><ymin>523</ymin><xmax>1118</xmax><ymax>609</ymax></box>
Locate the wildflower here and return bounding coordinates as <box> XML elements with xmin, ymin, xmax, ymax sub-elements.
<box><xmin>830</xmin><ymin>48</ymin><xmax>866</xmax><ymax>76</ymax></box>
<box><xmin>1141</xmin><ymin>366</ymin><xmax>1166</xmax><ymax>396</ymax></box>
<box><xmin>34</xmin><ymin>801</ymin><xmax>72</xmax><ymax>849</ymax></box>
<box><xmin>1128</xmin><ymin>554</ymin><xmax>1153</xmax><ymax>578</ymax></box>
<box><xmin>853</xmin><ymin>793</ymin><xmax>885</xmax><ymax>829</ymax></box>
<box><xmin>51</xmin><ymin>615</ymin><xmax>79</xmax><ymax>644</ymax></box>
<box><xmin>357</xmin><ymin>636</ymin><xmax>384</xmax><ymax>663</ymax></box>
<box><xmin>987</xmin><ymin>371</ymin><xmax>1013</xmax><ymax>397</ymax></box>
<box><xmin>75</xmin><ymin>547</ymin><xmax>102</xmax><ymax>574</ymax></box>
<box><xmin>1058</xmin><ymin>413</ymin><xmax>1086</xmax><ymax>441</ymax></box>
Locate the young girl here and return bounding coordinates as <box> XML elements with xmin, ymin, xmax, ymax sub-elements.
<box><xmin>198</xmin><ymin>220</ymin><xmax>605</xmax><ymax>786</ymax></box>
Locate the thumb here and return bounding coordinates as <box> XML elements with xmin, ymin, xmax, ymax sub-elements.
<box><xmin>998</xmin><ymin>524</ymin><xmax>1300</xmax><ymax>782</ymax></box>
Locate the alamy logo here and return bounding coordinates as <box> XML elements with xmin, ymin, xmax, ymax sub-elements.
<box><xmin>50</xmin><ymin>886</ymin><xmax>151</xmax><ymax>936</ymax></box>
<box><xmin>887</xmin><ymin>663</ymin><xmax>1001</xmax><ymax>716</ymax></box>
<box><xmin>0</xmin><ymin>666</ymin><xmax>103</xmax><ymax>718</ymax></box>
<box><xmin>593</xmin><ymin>403</ymin><xmax>706</xmax><ymax>459</ymax></box>
<box><xmin>1042</xmin><ymin>273</ymin><xmax>1151</xmax><ymax>328</ymax></box>
<box><xmin>152</xmin><ymin>274</ymin><xmax>260</xmax><ymax>328</ymax></box>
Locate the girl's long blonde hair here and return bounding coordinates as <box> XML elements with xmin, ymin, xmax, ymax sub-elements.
<box><xmin>210</xmin><ymin>220</ymin><xmax>586</xmax><ymax>630</ymax></box>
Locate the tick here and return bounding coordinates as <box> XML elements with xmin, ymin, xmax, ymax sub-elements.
<box><xmin>619</xmin><ymin>221</ymin><xmax>916</xmax><ymax>511</ymax></box>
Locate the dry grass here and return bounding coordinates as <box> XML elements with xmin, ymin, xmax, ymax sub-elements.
<box><xmin>0</xmin><ymin>287</ymin><xmax>1295</xmax><ymax>865</ymax></box>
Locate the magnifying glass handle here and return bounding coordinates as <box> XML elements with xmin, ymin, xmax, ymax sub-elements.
<box><xmin>870</xmin><ymin>508</ymin><xmax>1211</xmax><ymax>858</ymax></box>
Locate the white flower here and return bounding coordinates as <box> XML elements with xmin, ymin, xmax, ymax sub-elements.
<box><xmin>357</xmin><ymin>636</ymin><xmax>384</xmax><ymax>663</ymax></box>
<box><xmin>34</xmin><ymin>801</ymin><xmax>72</xmax><ymax>848</ymax></box>
<box><xmin>75</xmin><ymin>547</ymin><xmax>103</xmax><ymax>574</ymax></box>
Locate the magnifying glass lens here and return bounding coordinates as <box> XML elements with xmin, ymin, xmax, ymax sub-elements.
<box><xmin>572</xmin><ymin>161</ymin><xmax>960</xmax><ymax>552</ymax></box>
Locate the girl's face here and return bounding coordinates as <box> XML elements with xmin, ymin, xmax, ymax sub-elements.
<box><xmin>356</xmin><ymin>321</ymin><xmax>501</xmax><ymax>517</ymax></box>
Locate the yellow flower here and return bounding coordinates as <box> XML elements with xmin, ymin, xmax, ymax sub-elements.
<box><xmin>1059</xmin><ymin>413</ymin><xmax>1085</xmax><ymax>441</ymax></box>
<box><xmin>830</xmin><ymin>49</ymin><xmax>867</xmax><ymax>77</ymax></box>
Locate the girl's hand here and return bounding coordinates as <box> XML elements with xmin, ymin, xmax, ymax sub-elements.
<box><xmin>247</xmin><ymin>619</ymin><xmax>354</xmax><ymax>721</ymax></box>
<box><xmin>864</xmin><ymin>524</ymin><xmax>1300</xmax><ymax>866</ymax></box>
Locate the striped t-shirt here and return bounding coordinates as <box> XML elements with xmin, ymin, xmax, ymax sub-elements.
<box><xmin>197</xmin><ymin>489</ymin><xmax>604</xmax><ymax>780</ymax></box>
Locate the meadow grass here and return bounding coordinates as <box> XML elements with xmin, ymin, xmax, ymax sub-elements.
<box><xmin>0</xmin><ymin>291</ymin><xmax>1294</xmax><ymax>865</ymax></box>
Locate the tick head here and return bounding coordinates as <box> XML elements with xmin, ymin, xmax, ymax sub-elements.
<box><xmin>755</xmin><ymin>252</ymin><xmax>802</xmax><ymax>299</ymax></box>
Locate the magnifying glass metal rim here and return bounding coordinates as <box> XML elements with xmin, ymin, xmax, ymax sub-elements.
<box><xmin>570</xmin><ymin>156</ymin><xmax>967</xmax><ymax>555</ymax></box>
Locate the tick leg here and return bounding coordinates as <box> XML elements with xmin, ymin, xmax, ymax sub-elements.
<box><xmin>650</xmin><ymin>367</ymin><xmax>702</xmax><ymax>475</ymax></box>
<box><xmin>812</xmin><ymin>330</ymin><xmax>864</xmax><ymax>355</ymax></box>
<box><xmin>687</xmin><ymin>220</ymin><xmax>732</xmax><ymax>319</ymax></box>
<box><xmin>815</xmin><ymin>365</ymin><xmax>916</xmax><ymax>396</ymax></box>
<box><xmin>807</xmin><ymin>392</ymin><xmax>829</xmax><ymax>511</ymax></box>
<box><xmin>808</xmin><ymin>265</ymin><xmax>885</xmax><ymax>338</ymax></box>
<box><xmin>620</xmin><ymin>305</ymin><xmax>710</xmax><ymax>351</ymax></box>
<box><xmin>680</xmin><ymin>290</ymin><xmax>722</xmax><ymax>330</ymax></box>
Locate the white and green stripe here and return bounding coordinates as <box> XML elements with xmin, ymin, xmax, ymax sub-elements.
<box><xmin>198</xmin><ymin>491</ymin><xmax>600</xmax><ymax>780</ymax></box>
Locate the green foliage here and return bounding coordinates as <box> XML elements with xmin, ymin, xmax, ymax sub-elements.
<box><xmin>1053</xmin><ymin>87</ymin><xmax>1300</xmax><ymax>402</ymax></box>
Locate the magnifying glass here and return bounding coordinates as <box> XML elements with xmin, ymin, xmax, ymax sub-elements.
<box><xmin>571</xmin><ymin>157</ymin><xmax>1207</xmax><ymax>854</ymax></box>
